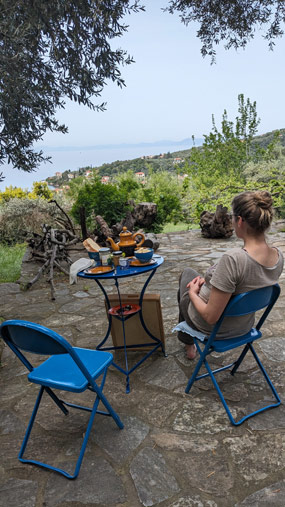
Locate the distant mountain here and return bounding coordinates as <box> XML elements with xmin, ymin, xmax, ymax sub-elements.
<box><xmin>39</xmin><ymin>138</ymin><xmax>204</xmax><ymax>152</ymax></box>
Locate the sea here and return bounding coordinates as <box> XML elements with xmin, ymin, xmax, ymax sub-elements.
<box><xmin>0</xmin><ymin>139</ymin><xmax>202</xmax><ymax>191</ymax></box>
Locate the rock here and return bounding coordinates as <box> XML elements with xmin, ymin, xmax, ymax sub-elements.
<box><xmin>130</xmin><ymin>447</ymin><xmax>180</xmax><ymax>506</ymax></box>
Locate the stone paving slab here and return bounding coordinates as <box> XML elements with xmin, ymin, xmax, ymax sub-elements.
<box><xmin>0</xmin><ymin>229</ymin><xmax>285</xmax><ymax>506</ymax></box>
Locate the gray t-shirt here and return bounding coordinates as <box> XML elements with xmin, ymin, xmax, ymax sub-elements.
<box><xmin>188</xmin><ymin>247</ymin><xmax>284</xmax><ymax>339</ymax></box>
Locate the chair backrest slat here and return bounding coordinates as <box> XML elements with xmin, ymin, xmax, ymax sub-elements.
<box><xmin>208</xmin><ymin>284</ymin><xmax>280</xmax><ymax>344</ymax></box>
<box><xmin>223</xmin><ymin>285</ymin><xmax>280</xmax><ymax>318</ymax></box>
<box><xmin>0</xmin><ymin>320</ymin><xmax>97</xmax><ymax>388</ymax></box>
<box><xmin>0</xmin><ymin>320</ymin><xmax>70</xmax><ymax>355</ymax></box>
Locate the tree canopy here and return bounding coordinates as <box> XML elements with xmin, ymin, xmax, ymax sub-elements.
<box><xmin>0</xmin><ymin>0</ymin><xmax>143</xmax><ymax>172</ymax></box>
<box><xmin>166</xmin><ymin>1</ymin><xmax>285</xmax><ymax>60</ymax></box>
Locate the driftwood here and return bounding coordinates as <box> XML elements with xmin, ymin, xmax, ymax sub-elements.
<box><xmin>92</xmin><ymin>202</ymin><xmax>157</xmax><ymax>241</ymax></box>
<box><xmin>200</xmin><ymin>205</ymin><xmax>234</xmax><ymax>238</ymax></box>
<box><xmin>49</xmin><ymin>199</ymin><xmax>75</xmax><ymax>234</ymax></box>
<box><xmin>26</xmin><ymin>224</ymin><xmax>80</xmax><ymax>299</ymax></box>
<box><xmin>132</xmin><ymin>202</ymin><xmax>157</xmax><ymax>228</ymax></box>
<box><xmin>94</xmin><ymin>215</ymin><xmax>160</xmax><ymax>251</ymax></box>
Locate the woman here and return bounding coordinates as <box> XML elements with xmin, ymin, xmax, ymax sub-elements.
<box><xmin>177</xmin><ymin>191</ymin><xmax>284</xmax><ymax>359</ymax></box>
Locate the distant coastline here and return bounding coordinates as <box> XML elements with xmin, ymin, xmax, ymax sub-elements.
<box><xmin>1</xmin><ymin>138</ymin><xmax>203</xmax><ymax>190</ymax></box>
<box><xmin>37</xmin><ymin>137</ymin><xmax>203</xmax><ymax>152</ymax></box>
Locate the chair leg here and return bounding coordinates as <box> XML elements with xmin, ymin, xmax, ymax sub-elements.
<box><xmin>19</xmin><ymin>391</ymin><xmax>101</xmax><ymax>479</ymax></box>
<box><xmin>18</xmin><ymin>386</ymin><xmax>44</xmax><ymax>461</ymax></box>
<box><xmin>249</xmin><ymin>344</ymin><xmax>281</xmax><ymax>402</ymax></box>
<box><xmin>185</xmin><ymin>350</ymin><xmax>208</xmax><ymax>394</ymax></box>
<box><xmin>231</xmin><ymin>344</ymin><xmax>250</xmax><ymax>376</ymax></box>
<box><xmin>18</xmin><ymin>369</ymin><xmax>124</xmax><ymax>479</ymax></box>
<box><xmin>45</xmin><ymin>386</ymin><xmax>69</xmax><ymax>415</ymax></box>
<box><xmin>204</xmin><ymin>347</ymin><xmax>281</xmax><ymax>426</ymax></box>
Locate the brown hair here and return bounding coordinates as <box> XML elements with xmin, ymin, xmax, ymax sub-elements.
<box><xmin>231</xmin><ymin>191</ymin><xmax>274</xmax><ymax>234</ymax></box>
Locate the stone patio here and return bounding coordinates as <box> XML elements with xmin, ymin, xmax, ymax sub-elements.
<box><xmin>0</xmin><ymin>228</ymin><xmax>285</xmax><ymax>507</ymax></box>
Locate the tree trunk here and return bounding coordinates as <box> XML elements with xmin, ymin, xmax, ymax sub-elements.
<box><xmin>79</xmin><ymin>206</ymin><xmax>88</xmax><ymax>240</ymax></box>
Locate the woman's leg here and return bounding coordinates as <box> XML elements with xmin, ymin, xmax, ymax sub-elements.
<box><xmin>177</xmin><ymin>268</ymin><xmax>201</xmax><ymax>358</ymax></box>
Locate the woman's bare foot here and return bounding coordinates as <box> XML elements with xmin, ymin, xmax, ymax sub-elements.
<box><xmin>185</xmin><ymin>344</ymin><xmax>197</xmax><ymax>360</ymax></box>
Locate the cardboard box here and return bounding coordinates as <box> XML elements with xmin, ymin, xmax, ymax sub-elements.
<box><xmin>105</xmin><ymin>293</ymin><xmax>165</xmax><ymax>350</ymax></box>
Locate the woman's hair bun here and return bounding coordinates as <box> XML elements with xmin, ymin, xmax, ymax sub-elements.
<box><xmin>252</xmin><ymin>191</ymin><xmax>273</xmax><ymax>210</ymax></box>
<box><xmin>231</xmin><ymin>190</ymin><xmax>274</xmax><ymax>233</ymax></box>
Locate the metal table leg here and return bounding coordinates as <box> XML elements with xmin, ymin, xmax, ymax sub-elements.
<box><xmin>95</xmin><ymin>269</ymin><xmax>165</xmax><ymax>392</ymax></box>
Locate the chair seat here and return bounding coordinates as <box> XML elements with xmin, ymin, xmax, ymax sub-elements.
<box><xmin>212</xmin><ymin>328</ymin><xmax>262</xmax><ymax>353</ymax></box>
<box><xmin>28</xmin><ymin>348</ymin><xmax>113</xmax><ymax>392</ymax></box>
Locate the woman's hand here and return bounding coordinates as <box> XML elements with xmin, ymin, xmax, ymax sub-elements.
<box><xmin>187</xmin><ymin>276</ymin><xmax>205</xmax><ymax>296</ymax></box>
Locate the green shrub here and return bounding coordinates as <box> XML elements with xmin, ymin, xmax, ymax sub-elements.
<box><xmin>71</xmin><ymin>179</ymin><xmax>131</xmax><ymax>227</ymax></box>
<box><xmin>0</xmin><ymin>198</ymin><xmax>63</xmax><ymax>244</ymax></box>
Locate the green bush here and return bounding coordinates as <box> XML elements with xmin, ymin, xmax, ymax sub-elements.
<box><xmin>0</xmin><ymin>198</ymin><xmax>63</xmax><ymax>244</ymax></box>
<box><xmin>71</xmin><ymin>179</ymin><xmax>131</xmax><ymax>227</ymax></box>
<box><xmin>138</xmin><ymin>172</ymin><xmax>183</xmax><ymax>232</ymax></box>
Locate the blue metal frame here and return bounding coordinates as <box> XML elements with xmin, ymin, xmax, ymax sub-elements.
<box><xmin>78</xmin><ymin>255</ymin><xmax>165</xmax><ymax>393</ymax></box>
<box><xmin>0</xmin><ymin>320</ymin><xmax>124</xmax><ymax>479</ymax></box>
<box><xmin>185</xmin><ymin>284</ymin><xmax>281</xmax><ymax>426</ymax></box>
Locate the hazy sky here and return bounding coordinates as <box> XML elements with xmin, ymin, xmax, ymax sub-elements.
<box><xmin>40</xmin><ymin>1</ymin><xmax>285</xmax><ymax>148</ymax></box>
<box><xmin>1</xmin><ymin>1</ymin><xmax>285</xmax><ymax>188</ymax></box>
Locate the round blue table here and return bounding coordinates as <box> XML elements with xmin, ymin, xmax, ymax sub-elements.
<box><xmin>78</xmin><ymin>254</ymin><xmax>165</xmax><ymax>392</ymax></box>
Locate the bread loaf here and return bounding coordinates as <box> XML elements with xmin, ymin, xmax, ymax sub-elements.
<box><xmin>83</xmin><ymin>238</ymin><xmax>100</xmax><ymax>252</ymax></box>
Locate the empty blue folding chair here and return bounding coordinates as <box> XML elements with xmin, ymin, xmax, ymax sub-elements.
<box><xmin>0</xmin><ymin>320</ymin><xmax>124</xmax><ymax>479</ymax></box>
<box><xmin>184</xmin><ymin>284</ymin><xmax>281</xmax><ymax>425</ymax></box>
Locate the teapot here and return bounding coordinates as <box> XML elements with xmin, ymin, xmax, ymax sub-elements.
<box><xmin>107</xmin><ymin>227</ymin><xmax>145</xmax><ymax>257</ymax></box>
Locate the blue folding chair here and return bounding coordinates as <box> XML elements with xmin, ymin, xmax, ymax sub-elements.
<box><xmin>185</xmin><ymin>284</ymin><xmax>281</xmax><ymax>426</ymax></box>
<box><xmin>0</xmin><ymin>320</ymin><xmax>124</xmax><ymax>479</ymax></box>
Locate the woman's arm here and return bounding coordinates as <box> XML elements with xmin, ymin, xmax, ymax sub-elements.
<box><xmin>187</xmin><ymin>276</ymin><xmax>231</xmax><ymax>325</ymax></box>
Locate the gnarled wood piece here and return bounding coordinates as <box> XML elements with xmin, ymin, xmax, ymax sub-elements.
<box><xmin>200</xmin><ymin>205</ymin><xmax>233</xmax><ymax>238</ymax></box>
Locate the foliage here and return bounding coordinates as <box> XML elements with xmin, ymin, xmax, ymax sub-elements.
<box><xmin>189</xmin><ymin>94</ymin><xmax>261</xmax><ymax>180</ymax></box>
<box><xmin>0</xmin><ymin>198</ymin><xmax>63</xmax><ymax>244</ymax></box>
<box><xmin>181</xmin><ymin>95</ymin><xmax>280</xmax><ymax>221</ymax></box>
<box><xmin>70</xmin><ymin>179</ymin><xmax>131</xmax><ymax>227</ymax></box>
<box><xmin>0</xmin><ymin>0</ymin><xmax>144</xmax><ymax>172</ymax></box>
<box><xmin>182</xmin><ymin>173</ymin><xmax>253</xmax><ymax>222</ymax></box>
<box><xmin>137</xmin><ymin>171</ymin><xmax>184</xmax><ymax>232</ymax></box>
<box><xmin>0</xmin><ymin>181</ymin><xmax>53</xmax><ymax>202</ymax></box>
<box><xmin>165</xmin><ymin>1</ymin><xmax>285</xmax><ymax>61</ymax></box>
<box><xmin>29</xmin><ymin>182</ymin><xmax>53</xmax><ymax>200</ymax></box>
<box><xmin>67</xmin><ymin>175</ymin><xmax>89</xmax><ymax>199</ymax></box>
<box><xmin>115</xmin><ymin>170</ymin><xmax>141</xmax><ymax>197</ymax></box>
<box><xmin>244</xmin><ymin>146</ymin><xmax>285</xmax><ymax>216</ymax></box>
<box><xmin>0</xmin><ymin>185</ymin><xmax>28</xmax><ymax>202</ymax></box>
<box><xmin>0</xmin><ymin>243</ymin><xmax>26</xmax><ymax>283</ymax></box>
<box><xmin>70</xmin><ymin>171</ymin><xmax>184</xmax><ymax>233</ymax></box>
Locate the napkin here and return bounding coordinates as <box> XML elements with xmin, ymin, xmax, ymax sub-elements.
<box><xmin>69</xmin><ymin>258</ymin><xmax>94</xmax><ymax>285</ymax></box>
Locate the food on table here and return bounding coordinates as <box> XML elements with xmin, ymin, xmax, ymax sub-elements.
<box><xmin>83</xmin><ymin>238</ymin><xmax>101</xmax><ymax>252</ymax></box>
<box><xmin>135</xmin><ymin>247</ymin><xmax>151</xmax><ymax>253</ymax></box>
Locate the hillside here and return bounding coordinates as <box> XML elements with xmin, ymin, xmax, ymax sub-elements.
<box><xmin>252</xmin><ymin>128</ymin><xmax>285</xmax><ymax>149</ymax></box>
<box><xmin>46</xmin><ymin>128</ymin><xmax>285</xmax><ymax>188</ymax></box>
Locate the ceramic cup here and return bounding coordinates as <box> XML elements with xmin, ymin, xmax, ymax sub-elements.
<box><xmin>119</xmin><ymin>257</ymin><xmax>130</xmax><ymax>270</ymax></box>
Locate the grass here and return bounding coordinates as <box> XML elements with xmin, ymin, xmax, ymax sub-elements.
<box><xmin>0</xmin><ymin>243</ymin><xmax>27</xmax><ymax>283</ymax></box>
<box><xmin>161</xmin><ymin>222</ymin><xmax>199</xmax><ymax>233</ymax></box>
